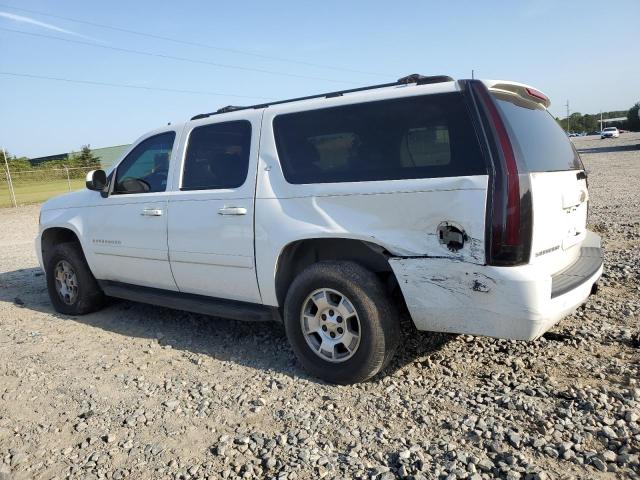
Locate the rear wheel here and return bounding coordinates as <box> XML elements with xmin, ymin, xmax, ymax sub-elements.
<box><xmin>45</xmin><ymin>242</ymin><xmax>105</xmax><ymax>315</ymax></box>
<box><xmin>284</xmin><ymin>262</ymin><xmax>399</xmax><ymax>384</ymax></box>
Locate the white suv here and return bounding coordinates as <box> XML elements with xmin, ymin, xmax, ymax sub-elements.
<box><xmin>36</xmin><ymin>75</ymin><xmax>603</xmax><ymax>384</ymax></box>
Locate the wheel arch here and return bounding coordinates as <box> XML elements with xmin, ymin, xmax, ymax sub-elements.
<box><xmin>273</xmin><ymin>237</ymin><xmax>404</xmax><ymax>311</ymax></box>
<box><xmin>41</xmin><ymin>227</ymin><xmax>83</xmax><ymax>267</ymax></box>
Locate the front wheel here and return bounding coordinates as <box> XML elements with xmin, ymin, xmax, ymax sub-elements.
<box><xmin>45</xmin><ymin>242</ymin><xmax>105</xmax><ymax>315</ymax></box>
<box><xmin>283</xmin><ymin>262</ymin><xmax>400</xmax><ymax>384</ymax></box>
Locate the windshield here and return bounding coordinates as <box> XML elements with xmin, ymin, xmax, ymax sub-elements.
<box><xmin>493</xmin><ymin>94</ymin><xmax>582</xmax><ymax>172</ymax></box>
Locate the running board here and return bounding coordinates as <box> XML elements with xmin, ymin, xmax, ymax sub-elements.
<box><xmin>98</xmin><ymin>281</ymin><xmax>276</xmax><ymax>322</ymax></box>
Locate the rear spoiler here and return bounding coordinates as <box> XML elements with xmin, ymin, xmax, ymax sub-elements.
<box><xmin>482</xmin><ymin>80</ymin><xmax>551</xmax><ymax>109</ymax></box>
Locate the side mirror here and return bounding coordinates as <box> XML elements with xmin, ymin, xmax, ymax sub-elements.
<box><xmin>86</xmin><ymin>169</ymin><xmax>107</xmax><ymax>191</ymax></box>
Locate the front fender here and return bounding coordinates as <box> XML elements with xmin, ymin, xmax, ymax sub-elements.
<box><xmin>39</xmin><ymin>209</ymin><xmax>95</xmax><ymax>275</ymax></box>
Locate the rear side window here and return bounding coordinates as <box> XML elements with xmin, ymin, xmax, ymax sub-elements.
<box><xmin>182</xmin><ymin>121</ymin><xmax>251</xmax><ymax>190</ymax></box>
<box><xmin>493</xmin><ymin>95</ymin><xmax>582</xmax><ymax>172</ymax></box>
<box><xmin>273</xmin><ymin>93</ymin><xmax>485</xmax><ymax>184</ymax></box>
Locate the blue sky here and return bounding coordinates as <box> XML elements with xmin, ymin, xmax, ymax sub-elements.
<box><xmin>1</xmin><ymin>0</ymin><xmax>638</xmax><ymax>158</ymax></box>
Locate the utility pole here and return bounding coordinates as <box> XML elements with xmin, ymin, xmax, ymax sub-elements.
<box><xmin>565</xmin><ymin>100</ymin><xmax>570</xmax><ymax>133</ymax></box>
<box><xmin>600</xmin><ymin>110</ymin><xmax>603</xmax><ymax>131</ymax></box>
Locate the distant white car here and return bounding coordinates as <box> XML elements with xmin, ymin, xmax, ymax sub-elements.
<box><xmin>601</xmin><ymin>127</ymin><xmax>620</xmax><ymax>139</ymax></box>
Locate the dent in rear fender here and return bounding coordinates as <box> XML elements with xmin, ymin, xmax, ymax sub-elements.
<box><xmin>388</xmin><ymin>257</ymin><xmax>552</xmax><ymax>340</ymax></box>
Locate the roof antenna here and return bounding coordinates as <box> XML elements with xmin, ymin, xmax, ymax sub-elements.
<box><xmin>471</xmin><ymin>69</ymin><xmax>475</xmax><ymax>79</ymax></box>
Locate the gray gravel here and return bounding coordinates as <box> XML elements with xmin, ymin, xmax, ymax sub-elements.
<box><xmin>0</xmin><ymin>133</ymin><xmax>639</xmax><ymax>479</ymax></box>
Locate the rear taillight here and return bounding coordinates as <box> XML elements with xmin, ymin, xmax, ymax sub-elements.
<box><xmin>467</xmin><ymin>80</ymin><xmax>532</xmax><ymax>266</ymax></box>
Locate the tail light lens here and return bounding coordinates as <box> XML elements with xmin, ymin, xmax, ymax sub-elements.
<box><xmin>467</xmin><ymin>80</ymin><xmax>532</xmax><ymax>266</ymax></box>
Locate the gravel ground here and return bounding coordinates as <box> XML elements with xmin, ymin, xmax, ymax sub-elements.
<box><xmin>0</xmin><ymin>133</ymin><xmax>639</xmax><ymax>480</ymax></box>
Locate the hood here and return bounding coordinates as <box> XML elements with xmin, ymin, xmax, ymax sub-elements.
<box><xmin>40</xmin><ymin>188</ymin><xmax>97</xmax><ymax>212</ymax></box>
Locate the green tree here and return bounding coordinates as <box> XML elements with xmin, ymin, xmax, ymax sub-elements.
<box><xmin>627</xmin><ymin>103</ymin><xmax>640</xmax><ymax>132</ymax></box>
<box><xmin>0</xmin><ymin>148</ymin><xmax>9</xmax><ymax>167</ymax></box>
<box><xmin>1</xmin><ymin>150</ymin><xmax>31</xmax><ymax>171</ymax></box>
<box><xmin>10</xmin><ymin>157</ymin><xmax>31</xmax><ymax>171</ymax></box>
<box><xmin>69</xmin><ymin>145</ymin><xmax>100</xmax><ymax>169</ymax></box>
<box><xmin>558</xmin><ymin>113</ymin><xmax>585</xmax><ymax>132</ymax></box>
<box><xmin>581</xmin><ymin>114</ymin><xmax>597</xmax><ymax>132</ymax></box>
<box><xmin>558</xmin><ymin>109</ymin><xmax>631</xmax><ymax>132</ymax></box>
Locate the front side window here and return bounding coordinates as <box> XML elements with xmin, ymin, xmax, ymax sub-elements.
<box><xmin>273</xmin><ymin>92</ymin><xmax>485</xmax><ymax>184</ymax></box>
<box><xmin>114</xmin><ymin>132</ymin><xmax>175</xmax><ymax>194</ymax></box>
<box><xmin>182</xmin><ymin>121</ymin><xmax>252</xmax><ymax>190</ymax></box>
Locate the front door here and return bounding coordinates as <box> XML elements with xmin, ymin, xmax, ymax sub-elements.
<box><xmin>86</xmin><ymin>130</ymin><xmax>179</xmax><ymax>291</ymax></box>
<box><xmin>167</xmin><ymin>115</ymin><xmax>261</xmax><ymax>303</ymax></box>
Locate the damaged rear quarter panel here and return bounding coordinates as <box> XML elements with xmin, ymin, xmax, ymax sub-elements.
<box><xmin>388</xmin><ymin>257</ymin><xmax>551</xmax><ymax>339</ymax></box>
<box><xmin>255</xmin><ymin>139</ymin><xmax>488</xmax><ymax>305</ymax></box>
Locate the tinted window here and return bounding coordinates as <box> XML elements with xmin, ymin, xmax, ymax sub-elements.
<box><xmin>273</xmin><ymin>93</ymin><xmax>485</xmax><ymax>184</ymax></box>
<box><xmin>494</xmin><ymin>96</ymin><xmax>582</xmax><ymax>172</ymax></box>
<box><xmin>114</xmin><ymin>132</ymin><xmax>175</xmax><ymax>194</ymax></box>
<box><xmin>182</xmin><ymin>121</ymin><xmax>251</xmax><ymax>190</ymax></box>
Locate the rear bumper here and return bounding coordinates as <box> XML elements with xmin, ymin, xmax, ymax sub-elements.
<box><xmin>389</xmin><ymin>231</ymin><xmax>602</xmax><ymax>341</ymax></box>
<box><xmin>551</xmin><ymin>246</ymin><xmax>602</xmax><ymax>298</ymax></box>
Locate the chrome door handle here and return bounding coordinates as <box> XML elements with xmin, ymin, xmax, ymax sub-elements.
<box><xmin>218</xmin><ymin>206</ymin><xmax>247</xmax><ymax>216</ymax></box>
<box><xmin>141</xmin><ymin>208</ymin><xmax>163</xmax><ymax>216</ymax></box>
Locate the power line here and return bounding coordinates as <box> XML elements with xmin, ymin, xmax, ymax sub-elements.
<box><xmin>0</xmin><ymin>71</ymin><xmax>274</xmax><ymax>99</ymax></box>
<box><xmin>0</xmin><ymin>2</ymin><xmax>386</xmax><ymax>77</ymax></box>
<box><xmin>0</xmin><ymin>27</ymin><xmax>360</xmax><ymax>85</ymax></box>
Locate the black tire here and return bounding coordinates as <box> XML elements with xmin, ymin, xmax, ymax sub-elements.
<box><xmin>283</xmin><ymin>261</ymin><xmax>400</xmax><ymax>384</ymax></box>
<box><xmin>45</xmin><ymin>242</ymin><xmax>105</xmax><ymax>315</ymax></box>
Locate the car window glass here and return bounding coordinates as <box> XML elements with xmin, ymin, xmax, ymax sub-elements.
<box><xmin>182</xmin><ymin>121</ymin><xmax>251</xmax><ymax>190</ymax></box>
<box><xmin>273</xmin><ymin>92</ymin><xmax>485</xmax><ymax>184</ymax></box>
<box><xmin>114</xmin><ymin>132</ymin><xmax>175</xmax><ymax>194</ymax></box>
<box><xmin>401</xmin><ymin>124</ymin><xmax>451</xmax><ymax>167</ymax></box>
<box><xmin>494</xmin><ymin>97</ymin><xmax>581</xmax><ymax>172</ymax></box>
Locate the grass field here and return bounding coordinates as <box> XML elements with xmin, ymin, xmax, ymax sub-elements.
<box><xmin>0</xmin><ymin>178</ymin><xmax>85</xmax><ymax>208</ymax></box>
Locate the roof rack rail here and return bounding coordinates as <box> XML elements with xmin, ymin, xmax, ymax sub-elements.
<box><xmin>190</xmin><ymin>73</ymin><xmax>454</xmax><ymax>121</ymax></box>
<box><xmin>192</xmin><ymin>105</ymin><xmax>245</xmax><ymax>120</ymax></box>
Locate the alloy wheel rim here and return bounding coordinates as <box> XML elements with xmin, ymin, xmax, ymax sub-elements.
<box><xmin>54</xmin><ymin>260</ymin><xmax>78</xmax><ymax>305</ymax></box>
<box><xmin>300</xmin><ymin>288</ymin><xmax>361</xmax><ymax>363</ymax></box>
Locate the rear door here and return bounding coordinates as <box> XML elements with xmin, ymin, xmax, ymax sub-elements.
<box><xmin>167</xmin><ymin>113</ymin><xmax>261</xmax><ymax>303</ymax></box>
<box><xmin>490</xmin><ymin>85</ymin><xmax>587</xmax><ymax>273</ymax></box>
